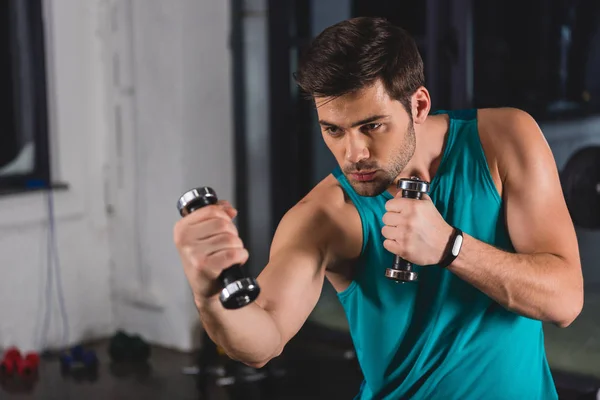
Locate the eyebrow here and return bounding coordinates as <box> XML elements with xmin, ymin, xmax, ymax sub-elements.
<box><xmin>318</xmin><ymin>114</ymin><xmax>390</xmax><ymax>128</ymax></box>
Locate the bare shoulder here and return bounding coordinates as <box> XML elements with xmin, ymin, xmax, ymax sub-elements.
<box><xmin>477</xmin><ymin>108</ymin><xmax>553</xmax><ymax>190</ymax></box>
<box><xmin>271</xmin><ymin>174</ymin><xmax>362</xmax><ymax>263</ymax></box>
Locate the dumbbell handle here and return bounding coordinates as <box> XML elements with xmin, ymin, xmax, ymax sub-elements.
<box><xmin>178</xmin><ymin>187</ymin><xmax>260</xmax><ymax>309</ymax></box>
<box><xmin>393</xmin><ymin>190</ymin><xmax>422</xmax><ymax>268</ymax></box>
<box><xmin>385</xmin><ymin>178</ymin><xmax>429</xmax><ymax>283</ymax></box>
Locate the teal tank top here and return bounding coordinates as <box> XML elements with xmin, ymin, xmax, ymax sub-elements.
<box><xmin>333</xmin><ymin>109</ymin><xmax>557</xmax><ymax>400</ymax></box>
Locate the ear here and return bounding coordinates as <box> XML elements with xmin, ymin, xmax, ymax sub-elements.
<box><xmin>411</xmin><ymin>87</ymin><xmax>431</xmax><ymax>124</ymax></box>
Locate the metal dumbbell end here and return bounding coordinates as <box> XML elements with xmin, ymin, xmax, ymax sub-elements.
<box><xmin>385</xmin><ymin>177</ymin><xmax>430</xmax><ymax>283</ymax></box>
<box><xmin>177</xmin><ymin>187</ymin><xmax>260</xmax><ymax>309</ymax></box>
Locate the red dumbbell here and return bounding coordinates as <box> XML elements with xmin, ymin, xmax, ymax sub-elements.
<box><xmin>17</xmin><ymin>353</ymin><xmax>40</xmax><ymax>377</ymax></box>
<box><xmin>0</xmin><ymin>348</ymin><xmax>22</xmax><ymax>376</ymax></box>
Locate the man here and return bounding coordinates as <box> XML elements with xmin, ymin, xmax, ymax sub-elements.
<box><xmin>173</xmin><ymin>17</ymin><xmax>583</xmax><ymax>399</ymax></box>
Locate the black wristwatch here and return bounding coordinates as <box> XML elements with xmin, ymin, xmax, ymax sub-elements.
<box><xmin>439</xmin><ymin>227</ymin><xmax>463</xmax><ymax>268</ymax></box>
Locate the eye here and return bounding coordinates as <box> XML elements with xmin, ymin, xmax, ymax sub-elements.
<box><xmin>324</xmin><ymin>126</ymin><xmax>342</xmax><ymax>137</ymax></box>
<box><xmin>362</xmin><ymin>123</ymin><xmax>382</xmax><ymax>132</ymax></box>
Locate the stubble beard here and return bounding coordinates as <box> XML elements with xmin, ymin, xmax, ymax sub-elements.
<box><xmin>345</xmin><ymin>123</ymin><xmax>416</xmax><ymax>197</ymax></box>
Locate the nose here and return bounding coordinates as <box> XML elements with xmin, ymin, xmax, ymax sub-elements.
<box><xmin>345</xmin><ymin>134</ymin><xmax>370</xmax><ymax>164</ymax></box>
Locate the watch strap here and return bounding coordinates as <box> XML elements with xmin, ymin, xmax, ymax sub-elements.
<box><xmin>439</xmin><ymin>227</ymin><xmax>463</xmax><ymax>268</ymax></box>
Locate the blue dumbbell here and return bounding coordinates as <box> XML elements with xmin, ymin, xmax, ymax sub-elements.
<box><xmin>60</xmin><ymin>346</ymin><xmax>99</xmax><ymax>373</ymax></box>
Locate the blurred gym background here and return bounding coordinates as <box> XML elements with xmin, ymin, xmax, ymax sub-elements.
<box><xmin>0</xmin><ymin>0</ymin><xmax>598</xmax><ymax>398</ymax></box>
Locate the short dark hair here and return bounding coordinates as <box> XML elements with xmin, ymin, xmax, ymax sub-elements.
<box><xmin>294</xmin><ymin>17</ymin><xmax>425</xmax><ymax>113</ymax></box>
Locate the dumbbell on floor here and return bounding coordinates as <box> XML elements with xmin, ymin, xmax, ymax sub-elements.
<box><xmin>0</xmin><ymin>347</ymin><xmax>40</xmax><ymax>378</ymax></box>
<box><xmin>108</xmin><ymin>330</ymin><xmax>151</xmax><ymax>363</ymax></box>
<box><xmin>60</xmin><ymin>345</ymin><xmax>99</xmax><ymax>375</ymax></box>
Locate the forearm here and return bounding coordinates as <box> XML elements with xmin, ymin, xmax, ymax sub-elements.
<box><xmin>196</xmin><ymin>297</ymin><xmax>282</xmax><ymax>367</ymax></box>
<box><xmin>448</xmin><ymin>233</ymin><xmax>583</xmax><ymax>327</ymax></box>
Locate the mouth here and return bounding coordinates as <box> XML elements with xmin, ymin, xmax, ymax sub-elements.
<box><xmin>350</xmin><ymin>171</ymin><xmax>378</xmax><ymax>182</ymax></box>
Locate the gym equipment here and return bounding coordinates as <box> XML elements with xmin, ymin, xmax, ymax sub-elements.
<box><xmin>16</xmin><ymin>353</ymin><xmax>39</xmax><ymax>378</ymax></box>
<box><xmin>0</xmin><ymin>348</ymin><xmax>39</xmax><ymax>378</ymax></box>
<box><xmin>177</xmin><ymin>187</ymin><xmax>261</xmax><ymax>309</ymax></box>
<box><xmin>129</xmin><ymin>334</ymin><xmax>151</xmax><ymax>361</ymax></box>
<box><xmin>108</xmin><ymin>331</ymin><xmax>130</xmax><ymax>362</ymax></box>
<box><xmin>385</xmin><ymin>177</ymin><xmax>430</xmax><ymax>283</ymax></box>
<box><xmin>561</xmin><ymin>146</ymin><xmax>600</xmax><ymax>230</ymax></box>
<box><xmin>0</xmin><ymin>348</ymin><xmax>39</xmax><ymax>395</ymax></box>
<box><xmin>108</xmin><ymin>330</ymin><xmax>151</xmax><ymax>363</ymax></box>
<box><xmin>0</xmin><ymin>348</ymin><xmax>21</xmax><ymax>376</ymax></box>
<box><xmin>59</xmin><ymin>345</ymin><xmax>99</xmax><ymax>374</ymax></box>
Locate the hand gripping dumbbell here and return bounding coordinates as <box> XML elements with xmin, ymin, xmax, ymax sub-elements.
<box><xmin>177</xmin><ymin>187</ymin><xmax>260</xmax><ymax>309</ymax></box>
<box><xmin>385</xmin><ymin>176</ymin><xmax>430</xmax><ymax>283</ymax></box>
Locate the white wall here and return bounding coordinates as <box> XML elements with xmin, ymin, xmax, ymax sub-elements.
<box><xmin>0</xmin><ymin>0</ymin><xmax>114</xmax><ymax>352</ymax></box>
<box><xmin>106</xmin><ymin>0</ymin><xmax>234</xmax><ymax>351</ymax></box>
<box><xmin>0</xmin><ymin>0</ymin><xmax>234</xmax><ymax>353</ymax></box>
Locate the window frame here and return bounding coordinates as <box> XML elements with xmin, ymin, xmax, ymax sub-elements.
<box><xmin>0</xmin><ymin>0</ymin><xmax>52</xmax><ymax>195</ymax></box>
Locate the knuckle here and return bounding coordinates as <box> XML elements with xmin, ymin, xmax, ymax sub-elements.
<box><xmin>405</xmin><ymin>217</ymin><xmax>414</xmax><ymax>232</ymax></box>
<box><xmin>173</xmin><ymin>221</ymin><xmax>191</xmax><ymax>247</ymax></box>
<box><xmin>173</xmin><ymin>224</ymin><xmax>184</xmax><ymax>246</ymax></box>
<box><xmin>215</xmin><ymin>218</ymin><xmax>230</xmax><ymax>232</ymax></box>
<box><xmin>223</xmin><ymin>248</ymin><xmax>240</xmax><ymax>264</ymax></box>
<box><xmin>223</xmin><ymin>234</ymin><xmax>241</xmax><ymax>248</ymax></box>
<box><xmin>188</xmin><ymin>249</ymin><xmax>207</xmax><ymax>270</ymax></box>
<box><xmin>398</xmin><ymin>231</ymin><xmax>409</xmax><ymax>248</ymax></box>
<box><xmin>211</xmin><ymin>218</ymin><xmax>227</xmax><ymax>235</ymax></box>
<box><xmin>190</xmin><ymin>205</ymin><xmax>218</xmax><ymax>223</ymax></box>
<box><xmin>204</xmin><ymin>205</ymin><xmax>221</xmax><ymax>218</ymax></box>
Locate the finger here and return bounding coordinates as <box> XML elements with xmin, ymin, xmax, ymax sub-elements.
<box><xmin>385</xmin><ymin>198</ymin><xmax>402</xmax><ymax>213</ymax></box>
<box><xmin>205</xmin><ymin>248</ymin><xmax>249</xmax><ymax>272</ymax></box>
<box><xmin>218</xmin><ymin>200</ymin><xmax>232</xmax><ymax>208</ymax></box>
<box><xmin>385</xmin><ymin>197</ymin><xmax>414</xmax><ymax>212</ymax></box>
<box><xmin>185</xmin><ymin>204</ymin><xmax>234</xmax><ymax>225</ymax></box>
<box><xmin>381</xmin><ymin>225</ymin><xmax>399</xmax><ymax>241</ymax></box>
<box><xmin>218</xmin><ymin>200</ymin><xmax>238</xmax><ymax>212</ymax></box>
<box><xmin>383</xmin><ymin>239</ymin><xmax>401</xmax><ymax>256</ymax></box>
<box><xmin>218</xmin><ymin>200</ymin><xmax>238</xmax><ymax>217</ymax></box>
<box><xmin>185</xmin><ymin>218</ymin><xmax>239</xmax><ymax>241</ymax></box>
<box><xmin>381</xmin><ymin>211</ymin><xmax>403</xmax><ymax>226</ymax></box>
<box><xmin>421</xmin><ymin>193</ymin><xmax>432</xmax><ymax>202</ymax></box>
<box><xmin>203</xmin><ymin>232</ymin><xmax>244</xmax><ymax>257</ymax></box>
<box><xmin>223</xmin><ymin>206</ymin><xmax>238</xmax><ymax>219</ymax></box>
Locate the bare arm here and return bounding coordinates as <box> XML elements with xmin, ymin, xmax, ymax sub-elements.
<box><xmin>197</xmin><ymin>200</ymin><xmax>341</xmax><ymax>367</ymax></box>
<box><xmin>447</xmin><ymin>109</ymin><xmax>583</xmax><ymax>327</ymax></box>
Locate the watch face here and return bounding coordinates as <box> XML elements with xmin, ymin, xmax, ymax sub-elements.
<box><xmin>451</xmin><ymin>234</ymin><xmax>463</xmax><ymax>256</ymax></box>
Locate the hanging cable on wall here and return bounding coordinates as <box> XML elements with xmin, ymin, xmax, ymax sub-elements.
<box><xmin>35</xmin><ymin>187</ymin><xmax>70</xmax><ymax>351</ymax></box>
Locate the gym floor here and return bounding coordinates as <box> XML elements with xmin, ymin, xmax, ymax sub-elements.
<box><xmin>0</xmin><ymin>324</ymin><xmax>361</xmax><ymax>400</ymax></box>
<box><xmin>1</xmin><ymin>323</ymin><xmax>599</xmax><ymax>400</ymax></box>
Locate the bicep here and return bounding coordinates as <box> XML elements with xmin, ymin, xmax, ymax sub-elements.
<box><xmin>502</xmin><ymin>110</ymin><xmax>579</xmax><ymax>262</ymax></box>
<box><xmin>254</xmin><ymin>204</ymin><xmax>329</xmax><ymax>346</ymax></box>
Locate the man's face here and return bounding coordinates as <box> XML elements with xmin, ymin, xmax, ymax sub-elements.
<box><xmin>315</xmin><ymin>80</ymin><xmax>416</xmax><ymax>197</ymax></box>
